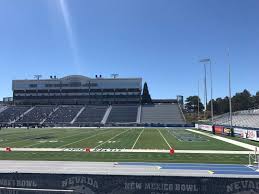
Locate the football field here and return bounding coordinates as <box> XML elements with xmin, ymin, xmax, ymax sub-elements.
<box><xmin>0</xmin><ymin>127</ymin><xmax>252</xmax><ymax>164</ymax></box>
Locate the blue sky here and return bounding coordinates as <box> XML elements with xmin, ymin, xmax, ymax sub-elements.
<box><xmin>0</xmin><ymin>0</ymin><xmax>259</xmax><ymax>102</ymax></box>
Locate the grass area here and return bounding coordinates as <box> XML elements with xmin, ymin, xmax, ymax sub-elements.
<box><xmin>161</xmin><ymin>128</ymin><xmax>247</xmax><ymax>150</ymax></box>
<box><xmin>134</xmin><ymin>128</ymin><xmax>169</xmax><ymax>149</ymax></box>
<box><xmin>0</xmin><ymin>151</ymin><xmax>249</xmax><ymax>164</ymax></box>
<box><xmin>0</xmin><ymin>127</ymin><xmax>250</xmax><ymax>163</ymax></box>
<box><xmin>0</xmin><ymin>128</ymin><xmax>248</xmax><ymax>150</ymax></box>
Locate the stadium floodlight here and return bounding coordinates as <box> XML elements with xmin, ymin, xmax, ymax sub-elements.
<box><xmin>111</xmin><ymin>74</ymin><xmax>119</xmax><ymax>79</ymax></box>
<box><xmin>34</xmin><ymin>75</ymin><xmax>42</xmax><ymax>80</ymax></box>
<box><xmin>199</xmin><ymin>58</ymin><xmax>213</xmax><ymax>123</ymax></box>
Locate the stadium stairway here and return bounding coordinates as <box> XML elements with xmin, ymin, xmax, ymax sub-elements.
<box><xmin>74</xmin><ymin>105</ymin><xmax>108</xmax><ymax>124</ymax></box>
<box><xmin>44</xmin><ymin>105</ymin><xmax>83</xmax><ymax>125</ymax></box>
<box><xmin>11</xmin><ymin>106</ymin><xmax>35</xmax><ymax>124</ymax></box>
<box><xmin>137</xmin><ymin>105</ymin><xmax>141</xmax><ymax>123</ymax></box>
<box><xmin>40</xmin><ymin>106</ymin><xmax>59</xmax><ymax>125</ymax></box>
<box><xmin>101</xmin><ymin>105</ymin><xmax>112</xmax><ymax>124</ymax></box>
<box><xmin>70</xmin><ymin>106</ymin><xmax>85</xmax><ymax>124</ymax></box>
<box><xmin>0</xmin><ymin>106</ymin><xmax>7</xmax><ymax>114</ymax></box>
<box><xmin>0</xmin><ymin>106</ymin><xmax>31</xmax><ymax>124</ymax></box>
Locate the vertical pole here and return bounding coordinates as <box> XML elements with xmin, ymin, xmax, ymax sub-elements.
<box><xmin>255</xmin><ymin>148</ymin><xmax>257</xmax><ymax>163</ymax></box>
<box><xmin>198</xmin><ymin>80</ymin><xmax>200</xmax><ymax>119</ymax></box>
<box><xmin>228</xmin><ymin>54</ymin><xmax>233</xmax><ymax>128</ymax></box>
<box><xmin>249</xmin><ymin>153</ymin><xmax>251</xmax><ymax>166</ymax></box>
<box><xmin>210</xmin><ymin>61</ymin><xmax>214</xmax><ymax>124</ymax></box>
<box><xmin>204</xmin><ymin>64</ymin><xmax>207</xmax><ymax>118</ymax></box>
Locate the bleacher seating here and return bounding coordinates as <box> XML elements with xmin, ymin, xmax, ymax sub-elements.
<box><xmin>214</xmin><ymin>109</ymin><xmax>259</xmax><ymax>128</ymax></box>
<box><xmin>17</xmin><ymin>106</ymin><xmax>56</xmax><ymax>124</ymax></box>
<box><xmin>141</xmin><ymin>104</ymin><xmax>186</xmax><ymax>124</ymax></box>
<box><xmin>44</xmin><ymin>106</ymin><xmax>82</xmax><ymax>124</ymax></box>
<box><xmin>0</xmin><ymin>106</ymin><xmax>7</xmax><ymax>113</ymax></box>
<box><xmin>75</xmin><ymin>106</ymin><xmax>107</xmax><ymax>123</ymax></box>
<box><xmin>0</xmin><ymin>106</ymin><xmax>30</xmax><ymax>123</ymax></box>
<box><xmin>0</xmin><ymin>104</ymin><xmax>188</xmax><ymax>126</ymax></box>
<box><xmin>106</xmin><ymin>105</ymin><xmax>138</xmax><ymax>123</ymax></box>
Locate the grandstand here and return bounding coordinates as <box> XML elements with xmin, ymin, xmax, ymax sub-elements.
<box><xmin>16</xmin><ymin>105</ymin><xmax>55</xmax><ymax>124</ymax></box>
<box><xmin>74</xmin><ymin>105</ymin><xmax>108</xmax><ymax>125</ymax></box>
<box><xmin>0</xmin><ymin>104</ymin><xmax>186</xmax><ymax>126</ymax></box>
<box><xmin>213</xmin><ymin>109</ymin><xmax>259</xmax><ymax>128</ymax></box>
<box><xmin>0</xmin><ymin>75</ymin><xmax>187</xmax><ymax>127</ymax></box>
<box><xmin>0</xmin><ymin>106</ymin><xmax>30</xmax><ymax>124</ymax></box>
<box><xmin>44</xmin><ymin>105</ymin><xmax>83</xmax><ymax>126</ymax></box>
<box><xmin>106</xmin><ymin>105</ymin><xmax>139</xmax><ymax>123</ymax></box>
<box><xmin>141</xmin><ymin>104</ymin><xmax>186</xmax><ymax>125</ymax></box>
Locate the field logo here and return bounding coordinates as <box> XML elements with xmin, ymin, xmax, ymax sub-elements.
<box><xmin>226</xmin><ymin>180</ymin><xmax>259</xmax><ymax>194</ymax></box>
<box><xmin>62</xmin><ymin>176</ymin><xmax>98</xmax><ymax>194</ymax></box>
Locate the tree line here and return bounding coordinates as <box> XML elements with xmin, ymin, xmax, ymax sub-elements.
<box><xmin>185</xmin><ymin>89</ymin><xmax>259</xmax><ymax>117</ymax></box>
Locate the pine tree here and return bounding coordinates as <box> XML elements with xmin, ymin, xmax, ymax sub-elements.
<box><xmin>141</xmin><ymin>82</ymin><xmax>152</xmax><ymax>104</ymax></box>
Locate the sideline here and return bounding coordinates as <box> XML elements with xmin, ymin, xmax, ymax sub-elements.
<box><xmin>187</xmin><ymin>129</ymin><xmax>258</xmax><ymax>151</ymax></box>
<box><xmin>0</xmin><ymin>147</ymin><xmax>253</xmax><ymax>154</ymax></box>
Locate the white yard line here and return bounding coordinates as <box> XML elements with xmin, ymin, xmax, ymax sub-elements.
<box><xmin>58</xmin><ymin>129</ymin><xmax>112</xmax><ymax>148</ymax></box>
<box><xmin>94</xmin><ymin>129</ymin><xmax>131</xmax><ymax>149</ymax></box>
<box><xmin>167</xmin><ymin>129</ymin><xmax>183</xmax><ymax>142</ymax></box>
<box><xmin>157</xmin><ymin>129</ymin><xmax>171</xmax><ymax>149</ymax></box>
<box><xmin>187</xmin><ymin>129</ymin><xmax>258</xmax><ymax>151</ymax></box>
<box><xmin>131</xmin><ymin>128</ymin><xmax>145</xmax><ymax>149</ymax></box>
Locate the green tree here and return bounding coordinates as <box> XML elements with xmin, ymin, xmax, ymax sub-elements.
<box><xmin>253</xmin><ymin>91</ymin><xmax>259</xmax><ymax>108</ymax></box>
<box><xmin>185</xmin><ymin>96</ymin><xmax>204</xmax><ymax>113</ymax></box>
<box><xmin>232</xmin><ymin>89</ymin><xmax>253</xmax><ymax>111</ymax></box>
<box><xmin>141</xmin><ymin>82</ymin><xmax>152</xmax><ymax>104</ymax></box>
<box><xmin>207</xmin><ymin>97</ymin><xmax>230</xmax><ymax>115</ymax></box>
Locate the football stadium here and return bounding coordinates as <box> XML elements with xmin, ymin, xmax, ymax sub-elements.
<box><xmin>1</xmin><ymin>74</ymin><xmax>259</xmax><ymax>193</ymax></box>
<box><xmin>1</xmin><ymin>0</ymin><xmax>259</xmax><ymax>193</ymax></box>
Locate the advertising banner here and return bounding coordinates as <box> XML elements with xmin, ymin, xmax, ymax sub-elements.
<box><xmin>242</xmin><ymin>130</ymin><xmax>257</xmax><ymax>141</ymax></box>
<box><xmin>223</xmin><ymin>128</ymin><xmax>232</xmax><ymax>136</ymax></box>
<box><xmin>233</xmin><ymin>128</ymin><xmax>244</xmax><ymax>137</ymax></box>
<box><xmin>198</xmin><ymin>124</ymin><xmax>213</xmax><ymax>132</ymax></box>
<box><xmin>214</xmin><ymin>126</ymin><xmax>223</xmax><ymax>134</ymax></box>
<box><xmin>0</xmin><ymin>173</ymin><xmax>259</xmax><ymax>194</ymax></box>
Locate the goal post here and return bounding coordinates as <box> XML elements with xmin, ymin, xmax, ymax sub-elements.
<box><xmin>248</xmin><ymin>147</ymin><xmax>259</xmax><ymax>167</ymax></box>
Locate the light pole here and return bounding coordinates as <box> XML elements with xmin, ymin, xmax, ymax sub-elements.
<box><xmin>199</xmin><ymin>58</ymin><xmax>213</xmax><ymax>123</ymax></box>
<box><xmin>209</xmin><ymin>60</ymin><xmax>214</xmax><ymax>123</ymax></box>
<box><xmin>204</xmin><ymin>64</ymin><xmax>207</xmax><ymax>111</ymax></box>
<box><xmin>228</xmin><ymin>53</ymin><xmax>233</xmax><ymax>128</ymax></box>
<box><xmin>198</xmin><ymin>80</ymin><xmax>200</xmax><ymax>119</ymax></box>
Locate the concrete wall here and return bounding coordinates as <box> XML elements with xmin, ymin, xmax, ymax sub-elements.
<box><xmin>0</xmin><ymin>173</ymin><xmax>258</xmax><ymax>194</ymax></box>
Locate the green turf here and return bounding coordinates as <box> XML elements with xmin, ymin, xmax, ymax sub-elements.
<box><xmin>160</xmin><ymin>128</ymin><xmax>247</xmax><ymax>150</ymax></box>
<box><xmin>0</xmin><ymin>128</ymin><xmax>248</xmax><ymax>150</ymax></box>
<box><xmin>0</xmin><ymin>127</ymin><xmax>250</xmax><ymax>163</ymax></box>
<box><xmin>0</xmin><ymin>151</ymin><xmax>249</xmax><ymax>164</ymax></box>
<box><xmin>134</xmin><ymin>128</ymin><xmax>169</xmax><ymax>149</ymax></box>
